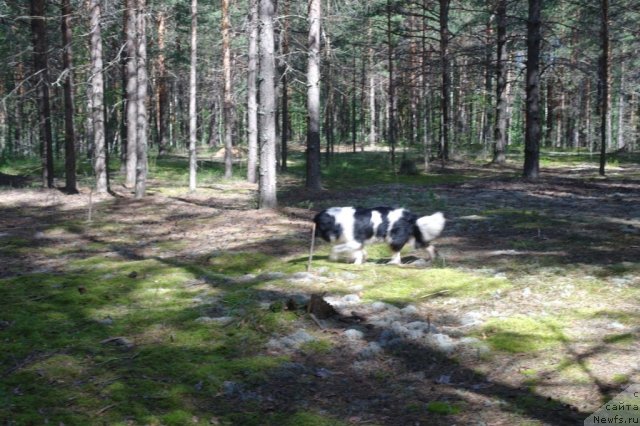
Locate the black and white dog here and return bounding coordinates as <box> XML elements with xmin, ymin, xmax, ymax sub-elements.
<box><xmin>313</xmin><ymin>207</ymin><xmax>445</xmax><ymax>265</ymax></box>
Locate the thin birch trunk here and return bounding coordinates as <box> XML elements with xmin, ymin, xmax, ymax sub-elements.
<box><xmin>89</xmin><ymin>0</ymin><xmax>108</xmax><ymax>193</ymax></box>
<box><xmin>188</xmin><ymin>0</ymin><xmax>198</xmax><ymax>191</ymax></box>
<box><xmin>247</xmin><ymin>0</ymin><xmax>259</xmax><ymax>183</ymax></box>
<box><xmin>258</xmin><ymin>0</ymin><xmax>277</xmax><ymax>208</ymax></box>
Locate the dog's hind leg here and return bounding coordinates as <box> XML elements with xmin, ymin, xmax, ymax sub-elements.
<box><xmin>426</xmin><ymin>244</ymin><xmax>437</xmax><ymax>260</ymax></box>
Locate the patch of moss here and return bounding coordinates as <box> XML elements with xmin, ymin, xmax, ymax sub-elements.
<box><xmin>604</xmin><ymin>333</ymin><xmax>635</xmax><ymax>345</ymax></box>
<box><xmin>300</xmin><ymin>338</ymin><xmax>334</xmax><ymax>355</ymax></box>
<box><xmin>206</xmin><ymin>251</ymin><xmax>277</xmax><ymax>275</ymax></box>
<box><xmin>426</xmin><ymin>401</ymin><xmax>462</xmax><ymax>415</ymax></box>
<box><xmin>481</xmin><ymin>315</ymin><xmax>566</xmax><ymax>353</ymax></box>
<box><xmin>363</xmin><ymin>267</ymin><xmax>511</xmax><ymax>304</ymax></box>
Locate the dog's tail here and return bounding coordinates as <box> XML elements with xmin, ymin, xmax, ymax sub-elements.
<box><xmin>416</xmin><ymin>212</ymin><xmax>445</xmax><ymax>242</ymax></box>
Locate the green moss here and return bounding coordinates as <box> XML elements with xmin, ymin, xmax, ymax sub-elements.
<box><xmin>604</xmin><ymin>333</ymin><xmax>635</xmax><ymax>345</ymax></box>
<box><xmin>363</xmin><ymin>268</ymin><xmax>511</xmax><ymax>304</ymax></box>
<box><xmin>300</xmin><ymin>338</ymin><xmax>334</xmax><ymax>354</ymax></box>
<box><xmin>481</xmin><ymin>316</ymin><xmax>566</xmax><ymax>353</ymax></box>
<box><xmin>426</xmin><ymin>401</ymin><xmax>462</xmax><ymax>415</ymax></box>
<box><xmin>206</xmin><ymin>251</ymin><xmax>277</xmax><ymax>275</ymax></box>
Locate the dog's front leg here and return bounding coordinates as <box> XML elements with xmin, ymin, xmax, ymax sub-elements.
<box><xmin>388</xmin><ymin>251</ymin><xmax>402</xmax><ymax>265</ymax></box>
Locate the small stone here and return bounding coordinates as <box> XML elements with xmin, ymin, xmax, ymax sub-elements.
<box><xmin>315</xmin><ymin>368</ymin><xmax>333</xmax><ymax>378</ymax></box>
<box><xmin>234</xmin><ymin>274</ymin><xmax>257</xmax><ymax>283</ymax></box>
<box><xmin>429</xmin><ymin>333</ymin><xmax>455</xmax><ymax>353</ymax></box>
<box><xmin>358</xmin><ymin>342</ymin><xmax>382</xmax><ymax>359</ymax></box>
<box><xmin>100</xmin><ymin>336</ymin><xmax>134</xmax><ymax>350</ymax></box>
<box><xmin>371</xmin><ymin>301</ymin><xmax>397</xmax><ymax>312</ymax></box>
<box><xmin>222</xmin><ymin>381</ymin><xmax>241</xmax><ymax>396</ymax></box>
<box><xmin>460</xmin><ymin>311</ymin><xmax>483</xmax><ymax>327</ymax></box>
<box><xmin>342</xmin><ymin>294</ymin><xmax>361</xmax><ymax>304</ymax></box>
<box><xmin>257</xmin><ymin>272</ymin><xmax>286</xmax><ymax>281</ymax></box>
<box><xmin>436</xmin><ymin>374</ymin><xmax>451</xmax><ymax>384</ymax></box>
<box><xmin>400</xmin><ymin>305</ymin><xmax>419</xmax><ymax>316</ymax></box>
<box><xmin>195</xmin><ymin>316</ymin><xmax>234</xmax><ymax>325</ymax></box>
<box><xmin>344</xmin><ymin>329</ymin><xmax>365</xmax><ymax>340</ymax></box>
<box><xmin>607</xmin><ymin>322</ymin><xmax>625</xmax><ymax>330</ymax></box>
<box><xmin>97</xmin><ymin>317</ymin><xmax>114</xmax><ymax>326</ymax></box>
<box><xmin>339</xmin><ymin>272</ymin><xmax>359</xmax><ymax>280</ymax></box>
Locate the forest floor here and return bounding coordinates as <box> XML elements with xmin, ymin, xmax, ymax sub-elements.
<box><xmin>1</xmin><ymin>152</ymin><xmax>640</xmax><ymax>425</ymax></box>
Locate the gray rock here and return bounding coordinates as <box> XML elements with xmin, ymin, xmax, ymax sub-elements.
<box><xmin>339</xmin><ymin>272</ymin><xmax>359</xmax><ymax>280</ymax></box>
<box><xmin>460</xmin><ymin>311</ymin><xmax>483</xmax><ymax>327</ymax></box>
<box><xmin>97</xmin><ymin>317</ymin><xmax>114</xmax><ymax>326</ymax></box>
<box><xmin>607</xmin><ymin>321</ymin><xmax>626</xmax><ymax>330</ymax></box>
<box><xmin>428</xmin><ymin>333</ymin><xmax>455</xmax><ymax>353</ymax></box>
<box><xmin>344</xmin><ymin>328</ymin><xmax>365</xmax><ymax>341</ymax></box>
<box><xmin>257</xmin><ymin>272</ymin><xmax>286</xmax><ymax>281</ymax></box>
<box><xmin>195</xmin><ymin>316</ymin><xmax>234</xmax><ymax>325</ymax></box>
<box><xmin>234</xmin><ymin>274</ymin><xmax>257</xmax><ymax>283</ymax></box>
<box><xmin>370</xmin><ymin>301</ymin><xmax>397</xmax><ymax>312</ymax></box>
<box><xmin>400</xmin><ymin>305</ymin><xmax>419</xmax><ymax>316</ymax></box>
<box><xmin>342</xmin><ymin>294</ymin><xmax>361</xmax><ymax>304</ymax></box>
<box><xmin>268</xmin><ymin>330</ymin><xmax>316</xmax><ymax>351</ymax></box>
<box><xmin>100</xmin><ymin>336</ymin><xmax>134</xmax><ymax>350</ymax></box>
<box><xmin>406</xmin><ymin>321</ymin><xmax>432</xmax><ymax>332</ymax></box>
<box><xmin>358</xmin><ymin>342</ymin><xmax>383</xmax><ymax>359</ymax></box>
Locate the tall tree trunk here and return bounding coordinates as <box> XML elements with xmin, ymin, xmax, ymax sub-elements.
<box><xmin>368</xmin><ymin>21</ymin><xmax>376</xmax><ymax>148</ymax></box>
<box><xmin>135</xmin><ymin>0</ymin><xmax>148</xmax><ymax>198</ymax></box>
<box><xmin>258</xmin><ymin>0</ymin><xmax>278</xmax><ymax>208</ymax></box>
<box><xmin>523</xmin><ymin>0</ymin><xmax>541</xmax><ymax>179</ymax></box>
<box><xmin>599</xmin><ymin>0</ymin><xmax>609</xmax><ymax>175</ymax></box>
<box><xmin>280</xmin><ymin>0</ymin><xmax>290</xmax><ymax>172</ymax></box>
<box><xmin>439</xmin><ymin>0</ymin><xmax>450</xmax><ymax>162</ymax></box>
<box><xmin>492</xmin><ymin>0</ymin><xmax>507</xmax><ymax>164</ymax></box>
<box><xmin>422</xmin><ymin>0</ymin><xmax>430</xmax><ymax>171</ymax></box>
<box><xmin>305</xmin><ymin>0</ymin><xmax>322</xmax><ymax>191</ymax></box>
<box><xmin>61</xmin><ymin>0</ymin><xmax>77</xmax><ymax>193</ymax></box>
<box><xmin>387</xmin><ymin>0</ymin><xmax>397</xmax><ymax>168</ymax></box>
<box><xmin>616</xmin><ymin>62</ymin><xmax>625</xmax><ymax>150</ymax></box>
<box><xmin>89</xmin><ymin>0</ymin><xmax>108</xmax><ymax>193</ymax></box>
<box><xmin>124</xmin><ymin>0</ymin><xmax>138</xmax><ymax>188</ymax></box>
<box><xmin>188</xmin><ymin>0</ymin><xmax>198</xmax><ymax>191</ymax></box>
<box><xmin>351</xmin><ymin>55</ymin><xmax>357</xmax><ymax>153</ymax></box>
<box><xmin>30</xmin><ymin>0</ymin><xmax>54</xmax><ymax>188</ymax></box>
<box><xmin>222</xmin><ymin>0</ymin><xmax>233</xmax><ymax>179</ymax></box>
<box><xmin>156</xmin><ymin>10</ymin><xmax>169</xmax><ymax>155</ymax></box>
<box><xmin>247</xmin><ymin>0</ymin><xmax>259</xmax><ymax>183</ymax></box>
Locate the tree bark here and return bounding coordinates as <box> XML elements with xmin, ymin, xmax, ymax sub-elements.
<box><xmin>247</xmin><ymin>0</ymin><xmax>259</xmax><ymax>183</ymax></box>
<box><xmin>523</xmin><ymin>0</ymin><xmax>541</xmax><ymax>179</ymax></box>
<box><xmin>439</xmin><ymin>0</ymin><xmax>450</xmax><ymax>162</ymax></box>
<box><xmin>387</xmin><ymin>0</ymin><xmax>397</xmax><ymax>168</ymax></box>
<box><xmin>156</xmin><ymin>10</ymin><xmax>169</xmax><ymax>155</ymax></box>
<box><xmin>124</xmin><ymin>0</ymin><xmax>138</xmax><ymax>188</ymax></box>
<box><xmin>30</xmin><ymin>0</ymin><xmax>54</xmax><ymax>188</ymax></box>
<box><xmin>89</xmin><ymin>0</ymin><xmax>108</xmax><ymax>193</ymax></box>
<box><xmin>280</xmin><ymin>0</ymin><xmax>290</xmax><ymax>172</ymax></box>
<box><xmin>492</xmin><ymin>0</ymin><xmax>507</xmax><ymax>164</ymax></box>
<box><xmin>258</xmin><ymin>0</ymin><xmax>278</xmax><ymax>208</ymax></box>
<box><xmin>305</xmin><ymin>0</ymin><xmax>322</xmax><ymax>191</ymax></box>
<box><xmin>61</xmin><ymin>0</ymin><xmax>77</xmax><ymax>193</ymax></box>
<box><xmin>135</xmin><ymin>0</ymin><xmax>148</xmax><ymax>199</ymax></box>
<box><xmin>599</xmin><ymin>0</ymin><xmax>609</xmax><ymax>175</ymax></box>
<box><xmin>222</xmin><ymin>0</ymin><xmax>234</xmax><ymax>179</ymax></box>
<box><xmin>188</xmin><ymin>0</ymin><xmax>198</xmax><ymax>191</ymax></box>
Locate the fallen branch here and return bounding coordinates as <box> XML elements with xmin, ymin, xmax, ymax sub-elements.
<box><xmin>418</xmin><ymin>289</ymin><xmax>451</xmax><ymax>299</ymax></box>
<box><xmin>309</xmin><ymin>313</ymin><xmax>325</xmax><ymax>329</ymax></box>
